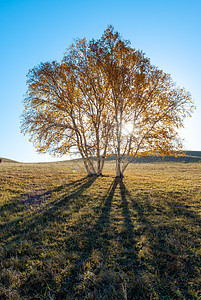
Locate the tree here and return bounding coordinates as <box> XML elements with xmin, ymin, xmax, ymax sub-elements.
<box><xmin>88</xmin><ymin>26</ymin><xmax>195</xmax><ymax>177</ymax></box>
<box><xmin>21</xmin><ymin>40</ymin><xmax>113</xmax><ymax>176</ymax></box>
<box><xmin>62</xmin><ymin>39</ymin><xmax>114</xmax><ymax>175</ymax></box>
<box><xmin>21</xmin><ymin>26</ymin><xmax>195</xmax><ymax>177</ymax></box>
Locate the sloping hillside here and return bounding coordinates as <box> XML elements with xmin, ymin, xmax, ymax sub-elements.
<box><xmin>185</xmin><ymin>150</ymin><xmax>201</xmax><ymax>158</ymax></box>
<box><xmin>1</xmin><ymin>151</ymin><xmax>201</xmax><ymax>165</ymax></box>
<box><xmin>0</xmin><ymin>157</ymin><xmax>18</xmax><ymax>163</ymax></box>
<box><xmin>105</xmin><ymin>151</ymin><xmax>201</xmax><ymax>163</ymax></box>
<box><xmin>58</xmin><ymin>151</ymin><xmax>201</xmax><ymax>165</ymax></box>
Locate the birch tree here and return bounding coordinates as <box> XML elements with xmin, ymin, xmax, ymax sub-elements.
<box><xmin>21</xmin><ymin>26</ymin><xmax>195</xmax><ymax>177</ymax></box>
<box><xmin>62</xmin><ymin>39</ymin><xmax>114</xmax><ymax>174</ymax></box>
<box><xmin>90</xmin><ymin>26</ymin><xmax>195</xmax><ymax>177</ymax></box>
<box><xmin>21</xmin><ymin>45</ymin><xmax>113</xmax><ymax>175</ymax></box>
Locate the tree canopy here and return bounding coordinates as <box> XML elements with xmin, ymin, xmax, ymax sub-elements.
<box><xmin>21</xmin><ymin>26</ymin><xmax>195</xmax><ymax>177</ymax></box>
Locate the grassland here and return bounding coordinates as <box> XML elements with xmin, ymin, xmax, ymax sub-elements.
<box><xmin>0</xmin><ymin>160</ymin><xmax>201</xmax><ymax>299</ymax></box>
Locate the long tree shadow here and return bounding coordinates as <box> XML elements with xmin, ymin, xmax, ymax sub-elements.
<box><xmin>122</xmin><ymin>183</ymin><xmax>201</xmax><ymax>299</ymax></box>
<box><xmin>56</xmin><ymin>178</ymin><xmax>151</xmax><ymax>299</ymax></box>
<box><xmin>2</xmin><ymin>176</ymin><xmax>200</xmax><ymax>299</ymax></box>
<box><xmin>1</xmin><ymin>175</ymin><xmax>100</xmax><ymax>299</ymax></box>
<box><xmin>0</xmin><ymin>176</ymin><xmax>89</xmax><ymax>218</ymax></box>
<box><xmin>55</xmin><ymin>178</ymin><xmax>119</xmax><ymax>299</ymax></box>
<box><xmin>0</xmin><ymin>175</ymin><xmax>89</xmax><ymax>235</ymax></box>
<box><xmin>1</xmin><ymin>176</ymin><xmax>97</xmax><ymax>246</ymax></box>
<box><xmin>118</xmin><ymin>179</ymin><xmax>150</xmax><ymax>299</ymax></box>
<box><xmin>55</xmin><ymin>178</ymin><xmax>151</xmax><ymax>299</ymax></box>
<box><xmin>165</xmin><ymin>193</ymin><xmax>201</xmax><ymax>225</ymax></box>
<box><xmin>118</xmin><ymin>178</ymin><xmax>137</xmax><ymax>256</ymax></box>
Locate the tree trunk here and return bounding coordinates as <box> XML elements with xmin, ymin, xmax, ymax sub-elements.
<box><xmin>121</xmin><ymin>153</ymin><xmax>130</xmax><ymax>174</ymax></box>
<box><xmin>97</xmin><ymin>155</ymin><xmax>101</xmax><ymax>175</ymax></box>
<box><xmin>88</xmin><ymin>159</ymin><xmax>96</xmax><ymax>175</ymax></box>
<box><xmin>83</xmin><ymin>158</ymin><xmax>92</xmax><ymax>176</ymax></box>
<box><xmin>96</xmin><ymin>128</ymin><xmax>101</xmax><ymax>175</ymax></box>
<box><xmin>99</xmin><ymin>155</ymin><xmax>105</xmax><ymax>175</ymax></box>
<box><xmin>99</xmin><ymin>139</ymin><xmax>108</xmax><ymax>175</ymax></box>
<box><xmin>115</xmin><ymin>101</ymin><xmax>124</xmax><ymax>177</ymax></box>
<box><xmin>96</xmin><ymin>138</ymin><xmax>101</xmax><ymax>175</ymax></box>
<box><xmin>116</xmin><ymin>159</ymin><xmax>124</xmax><ymax>177</ymax></box>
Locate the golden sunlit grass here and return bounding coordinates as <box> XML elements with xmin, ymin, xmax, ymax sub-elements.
<box><xmin>0</xmin><ymin>161</ymin><xmax>201</xmax><ymax>299</ymax></box>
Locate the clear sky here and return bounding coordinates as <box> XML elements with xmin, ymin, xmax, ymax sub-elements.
<box><xmin>1</xmin><ymin>0</ymin><xmax>201</xmax><ymax>162</ymax></box>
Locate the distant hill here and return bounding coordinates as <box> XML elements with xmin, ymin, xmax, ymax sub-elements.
<box><xmin>131</xmin><ymin>151</ymin><xmax>201</xmax><ymax>163</ymax></box>
<box><xmin>104</xmin><ymin>151</ymin><xmax>201</xmax><ymax>163</ymax></box>
<box><xmin>185</xmin><ymin>151</ymin><xmax>201</xmax><ymax>158</ymax></box>
<box><xmin>1</xmin><ymin>151</ymin><xmax>201</xmax><ymax>165</ymax></box>
<box><xmin>0</xmin><ymin>157</ymin><xmax>18</xmax><ymax>163</ymax></box>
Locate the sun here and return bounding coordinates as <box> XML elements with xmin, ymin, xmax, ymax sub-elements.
<box><xmin>123</xmin><ymin>122</ymin><xmax>133</xmax><ymax>135</ymax></box>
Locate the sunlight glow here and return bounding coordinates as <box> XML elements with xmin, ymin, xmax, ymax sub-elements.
<box><xmin>123</xmin><ymin>122</ymin><xmax>133</xmax><ymax>135</ymax></box>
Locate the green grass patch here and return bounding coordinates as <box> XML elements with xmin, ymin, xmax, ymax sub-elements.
<box><xmin>0</xmin><ymin>161</ymin><xmax>201</xmax><ymax>299</ymax></box>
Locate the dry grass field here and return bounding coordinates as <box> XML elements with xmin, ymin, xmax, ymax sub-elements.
<box><xmin>0</xmin><ymin>160</ymin><xmax>201</xmax><ymax>299</ymax></box>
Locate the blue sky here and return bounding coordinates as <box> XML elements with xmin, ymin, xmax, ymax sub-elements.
<box><xmin>1</xmin><ymin>0</ymin><xmax>201</xmax><ymax>162</ymax></box>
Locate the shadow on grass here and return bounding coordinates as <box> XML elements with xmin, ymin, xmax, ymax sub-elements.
<box><xmin>56</xmin><ymin>178</ymin><xmax>119</xmax><ymax>298</ymax></box>
<box><xmin>0</xmin><ymin>176</ymin><xmax>89</xmax><ymax>217</ymax></box>
<box><xmin>1</xmin><ymin>176</ymin><xmax>96</xmax><ymax>245</ymax></box>
<box><xmin>55</xmin><ymin>178</ymin><xmax>148</xmax><ymax>299</ymax></box>
<box><xmin>118</xmin><ymin>179</ymin><xmax>153</xmax><ymax>299</ymax></box>
<box><xmin>1</xmin><ymin>176</ymin><xmax>200</xmax><ymax>299</ymax></box>
<box><xmin>122</xmin><ymin>183</ymin><xmax>201</xmax><ymax>299</ymax></box>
